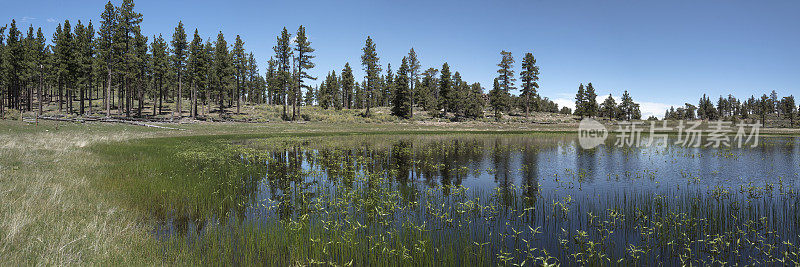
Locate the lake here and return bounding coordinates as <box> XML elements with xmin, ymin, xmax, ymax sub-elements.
<box><xmin>155</xmin><ymin>134</ymin><xmax>800</xmax><ymax>265</ymax></box>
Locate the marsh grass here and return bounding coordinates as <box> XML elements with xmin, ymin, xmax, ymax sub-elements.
<box><xmin>0</xmin><ymin>121</ymin><xmax>167</xmax><ymax>265</ymax></box>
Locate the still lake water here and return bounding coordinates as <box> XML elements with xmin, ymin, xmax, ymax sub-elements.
<box><xmin>162</xmin><ymin>134</ymin><xmax>800</xmax><ymax>264</ymax></box>
<box><xmin>241</xmin><ymin>134</ymin><xmax>800</xmax><ymax>205</ymax></box>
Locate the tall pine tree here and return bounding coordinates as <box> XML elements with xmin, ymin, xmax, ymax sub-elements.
<box><xmin>171</xmin><ymin>21</ymin><xmax>187</xmax><ymax>118</ymax></box>
<box><xmin>392</xmin><ymin>57</ymin><xmax>411</xmax><ymax>119</ymax></box>
<box><xmin>273</xmin><ymin>27</ymin><xmax>291</xmax><ymax>119</ymax></box>
<box><xmin>360</xmin><ymin>36</ymin><xmax>380</xmax><ymax>116</ymax></box>
<box><xmin>293</xmin><ymin>25</ymin><xmax>314</xmax><ymax>120</ymax></box>
<box><xmin>520</xmin><ymin>52</ymin><xmax>539</xmax><ymax>116</ymax></box>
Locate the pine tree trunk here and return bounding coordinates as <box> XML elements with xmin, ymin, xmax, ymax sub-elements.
<box><xmin>177</xmin><ymin>71</ymin><xmax>182</xmax><ymax>119</ymax></box>
<box><xmin>282</xmin><ymin>84</ymin><xmax>287</xmax><ymax>120</ymax></box>
<box><xmin>525</xmin><ymin>95</ymin><xmax>530</xmax><ymax>117</ymax></box>
<box><xmin>80</xmin><ymin>86</ymin><xmax>85</xmax><ymax>115</ymax></box>
<box><xmin>410</xmin><ymin>78</ymin><xmax>414</xmax><ymax>118</ymax></box>
<box><xmin>159</xmin><ymin>78</ymin><xmax>163</xmax><ymax>115</ymax></box>
<box><xmin>191</xmin><ymin>80</ymin><xmax>196</xmax><ymax>118</ymax></box>
<box><xmin>106</xmin><ymin>68</ymin><xmax>111</xmax><ymax>117</ymax></box>
<box><xmin>219</xmin><ymin>87</ymin><xmax>224</xmax><ymax>118</ymax></box>
<box><xmin>153</xmin><ymin>88</ymin><xmax>157</xmax><ymax>116</ymax></box>
<box><xmin>1</xmin><ymin>89</ymin><xmax>5</xmax><ymax>117</ymax></box>
<box><xmin>125</xmin><ymin>78</ymin><xmax>131</xmax><ymax>117</ymax></box>
<box><xmin>38</xmin><ymin>69</ymin><xmax>43</xmax><ymax>120</ymax></box>
<box><xmin>236</xmin><ymin>76</ymin><xmax>240</xmax><ymax>115</ymax></box>
<box><xmin>137</xmin><ymin>78</ymin><xmax>143</xmax><ymax>118</ymax></box>
<box><xmin>89</xmin><ymin>83</ymin><xmax>93</xmax><ymax>115</ymax></box>
<box><xmin>58</xmin><ymin>82</ymin><xmax>63</xmax><ymax>112</ymax></box>
<box><xmin>292</xmin><ymin>88</ymin><xmax>297</xmax><ymax>120</ymax></box>
<box><xmin>27</xmin><ymin>83</ymin><xmax>32</xmax><ymax>112</ymax></box>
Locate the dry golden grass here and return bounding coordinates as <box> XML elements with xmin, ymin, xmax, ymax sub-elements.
<box><xmin>0</xmin><ymin>121</ymin><xmax>163</xmax><ymax>265</ymax></box>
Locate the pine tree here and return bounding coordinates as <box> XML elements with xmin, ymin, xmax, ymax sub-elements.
<box><xmin>304</xmin><ymin>85</ymin><xmax>315</xmax><ymax>107</ymax></box>
<box><xmin>361</xmin><ymin>36</ymin><xmax>380</xmax><ymax>116</ymax></box>
<box><xmin>319</xmin><ymin>71</ymin><xmax>338</xmax><ymax>109</ymax></box>
<box><xmin>583</xmin><ymin>82</ymin><xmax>598</xmax><ymax>117</ymax></box>
<box><xmin>341</xmin><ymin>63</ymin><xmax>354</xmax><ymax>109</ymax></box>
<box><xmin>496</xmin><ymin>50</ymin><xmax>516</xmax><ymax>94</ymax></box>
<box><xmin>489</xmin><ymin>78</ymin><xmax>510</xmax><ymax>120</ymax></box>
<box><xmin>464</xmin><ymin>82</ymin><xmax>484</xmax><ymax>119</ymax></box>
<box><xmin>330</xmin><ymin>71</ymin><xmax>341</xmax><ymax>109</ymax></box>
<box><xmin>383</xmin><ymin>63</ymin><xmax>394</xmax><ymax>107</ymax></box>
<box><xmin>418</xmin><ymin>68</ymin><xmax>438</xmax><ymax>111</ymax></box>
<box><xmin>392</xmin><ymin>57</ymin><xmax>412</xmax><ymax>119</ymax></box>
<box><xmin>6</xmin><ymin>20</ymin><xmax>24</xmax><ymax>112</ymax></box>
<box><xmin>246</xmin><ymin>52</ymin><xmax>259</xmax><ymax>104</ymax></box>
<box><xmin>618</xmin><ymin>90</ymin><xmax>636</xmax><ymax>120</ymax></box>
<box><xmin>780</xmin><ymin>96</ymin><xmax>796</xmax><ymax>127</ymax></box>
<box><xmin>187</xmin><ymin>29</ymin><xmax>202</xmax><ymax>118</ymax></box>
<box><xmin>407</xmin><ymin>48</ymin><xmax>420</xmax><ymax>116</ymax></box>
<box><xmin>451</xmin><ymin>71</ymin><xmax>465</xmax><ymax>115</ymax></box>
<box><xmin>601</xmin><ymin>94</ymin><xmax>616</xmax><ymax>119</ymax></box>
<box><xmin>0</xmin><ymin>25</ymin><xmax>5</xmax><ymax>116</ymax></box>
<box><xmin>150</xmin><ymin>34</ymin><xmax>168</xmax><ymax>115</ymax></box>
<box><xmin>293</xmin><ymin>25</ymin><xmax>315</xmax><ymax>120</ymax></box>
<box><xmin>33</xmin><ymin>27</ymin><xmax>46</xmax><ymax>117</ymax></box>
<box><xmin>770</xmin><ymin>90</ymin><xmax>778</xmax><ymax>114</ymax></box>
<box><xmin>758</xmin><ymin>94</ymin><xmax>769</xmax><ymax>126</ymax></box>
<box><xmin>438</xmin><ymin>62</ymin><xmax>452</xmax><ymax>114</ymax></box>
<box><xmin>231</xmin><ymin>35</ymin><xmax>245</xmax><ymax>115</ymax></box>
<box><xmin>574</xmin><ymin>84</ymin><xmax>585</xmax><ymax>118</ymax></box>
<box><xmin>697</xmin><ymin>94</ymin><xmax>717</xmax><ymax>120</ymax></box>
<box><xmin>23</xmin><ymin>26</ymin><xmax>37</xmax><ymax>112</ymax></box>
<box><xmin>520</xmin><ymin>52</ymin><xmax>539</xmax><ymax>116</ymax></box>
<box><xmin>98</xmin><ymin>1</ymin><xmax>117</xmax><ymax>117</ymax></box>
<box><xmin>171</xmin><ymin>21</ymin><xmax>187</xmax><ymax>118</ymax></box>
<box><xmin>115</xmin><ymin>0</ymin><xmax>142</xmax><ymax>116</ymax></box>
<box><xmin>201</xmin><ymin>40</ymin><xmax>214</xmax><ymax>115</ymax></box>
<box><xmin>132</xmin><ymin>29</ymin><xmax>147</xmax><ymax>117</ymax></box>
<box><xmin>74</xmin><ymin>20</ymin><xmax>95</xmax><ymax>115</ymax></box>
<box><xmin>53</xmin><ymin>20</ymin><xmax>75</xmax><ymax>113</ymax></box>
<box><xmin>213</xmin><ymin>32</ymin><xmax>232</xmax><ymax>118</ymax></box>
<box><xmin>265</xmin><ymin>57</ymin><xmax>277</xmax><ymax>105</ymax></box>
<box><xmin>273</xmin><ymin>27</ymin><xmax>291</xmax><ymax>119</ymax></box>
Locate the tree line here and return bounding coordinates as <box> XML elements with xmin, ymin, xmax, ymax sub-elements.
<box><xmin>0</xmin><ymin>0</ymin><xmax>270</xmax><ymax>120</ymax></box>
<box><xmin>664</xmin><ymin>91</ymin><xmax>798</xmax><ymax>127</ymax></box>
<box><xmin>571</xmin><ymin>82</ymin><xmax>642</xmax><ymax>120</ymax></box>
<box><xmin>0</xmin><ymin>0</ymin><xmax>670</xmax><ymax>123</ymax></box>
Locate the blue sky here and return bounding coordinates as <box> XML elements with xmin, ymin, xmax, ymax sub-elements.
<box><xmin>2</xmin><ymin>0</ymin><xmax>799</xmax><ymax>118</ymax></box>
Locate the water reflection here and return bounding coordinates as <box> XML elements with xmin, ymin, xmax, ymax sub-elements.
<box><xmin>160</xmin><ymin>134</ymin><xmax>800</xmax><ymax>265</ymax></box>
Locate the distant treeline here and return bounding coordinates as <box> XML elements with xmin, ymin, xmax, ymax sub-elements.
<box><xmin>0</xmin><ymin>0</ymin><xmax>571</xmax><ymax>121</ymax></box>
<box><xmin>664</xmin><ymin>91</ymin><xmax>797</xmax><ymax>127</ymax></box>
<box><xmin>572</xmin><ymin>82</ymin><xmax>642</xmax><ymax>121</ymax></box>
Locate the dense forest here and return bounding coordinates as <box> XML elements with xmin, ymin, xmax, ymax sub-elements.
<box><xmin>663</xmin><ymin>91</ymin><xmax>798</xmax><ymax>127</ymax></box>
<box><xmin>0</xmin><ymin>0</ymin><xmax>567</xmax><ymax>122</ymax></box>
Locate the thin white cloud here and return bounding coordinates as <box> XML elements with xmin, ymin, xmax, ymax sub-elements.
<box><xmin>552</xmin><ymin>96</ymin><xmax>672</xmax><ymax>119</ymax></box>
<box><xmin>638</xmin><ymin>101</ymin><xmax>671</xmax><ymax>119</ymax></box>
<box><xmin>553</xmin><ymin>98</ymin><xmax>575</xmax><ymax>111</ymax></box>
<box><xmin>21</xmin><ymin>16</ymin><xmax>36</xmax><ymax>23</ymax></box>
<box><xmin>46</xmin><ymin>18</ymin><xmax>56</xmax><ymax>23</ymax></box>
